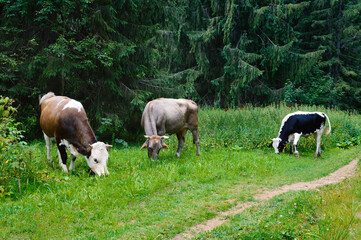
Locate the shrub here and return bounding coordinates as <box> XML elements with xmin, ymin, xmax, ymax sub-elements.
<box><xmin>0</xmin><ymin>96</ymin><xmax>36</xmax><ymax>198</ymax></box>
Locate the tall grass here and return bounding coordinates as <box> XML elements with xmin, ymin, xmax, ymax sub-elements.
<box><xmin>199</xmin><ymin>104</ymin><xmax>361</xmax><ymax>150</ymax></box>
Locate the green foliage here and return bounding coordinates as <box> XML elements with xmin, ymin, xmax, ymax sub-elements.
<box><xmin>0</xmin><ymin>96</ymin><xmax>23</xmax><ymax>149</ymax></box>
<box><xmin>0</xmin><ymin>96</ymin><xmax>38</xmax><ymax>198</ymax></box>
<box><xmin>337</xmin><ymin>136</ymin><xmax>361</xmax><ymax>149</ymax></box>
<box><xmin>96</xmin><ymin>117</ymin><xmax>128</xmax><ymax>146</ymax></box>
<box><xmin>299</xmin><ymin>0</ymin><xmax>361</xmax><ymax>109</ymax></box>
<box><xmin>0</xmin><ymin>0</ymin><xmax>169</xmax><ymax>140</ymax></box>
<box><xmin>1</xmin><ymin>0</ymin><xmax>361</xmax><ymax>141</ymax></box>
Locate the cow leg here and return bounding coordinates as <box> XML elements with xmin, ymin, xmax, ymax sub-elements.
<box><xmin>69</xmin><ymin>154</ymin><xmax>76</xmax><ymax>171</ymax></box>
<box><xmin>289</xmin><ymin>143</ymin><xmax>294</xmax><ymax>155</ymax></box>
<box><xmin>288</xmin><ymin>135</ymin><xmax>294</xmax><ymax>155</ymax></box>
<box><xmin>188</xmin><ymin>111</ymin><xmax>200</xmax><ymax>156</ymax></box>
<box><xmin>176</xmin><ymin>130</ymin><xmax>187</xmax><ymax>158</ymax></box>
<box><xmin>315</xmin><ymin>132</ymin><xmax>322</xmax><ymax>158</ymax></box>
<box><xmin>56</xmin><ymin>140</ymin><xmax>68</xmax><ymax>172</ymax></box>
<box><xmin>293</xmin><ymin>133</ymin><xmax>302</xmax><ymax>158</ymax></box>
<box><xmin>43</xmin><ymin>132</ymin><xmax>54</xmax><ymax>168</ymax></box>
<box><xmin>191</xmin><ymin>129</ymin><xmax>200</xmax><ymax>156</ymax></box>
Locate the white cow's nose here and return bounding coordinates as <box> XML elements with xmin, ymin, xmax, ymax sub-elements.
<box><xmin>92</xmin><ymin>166</ymin><xmax>106</xmax><ymax>176</ymax></box>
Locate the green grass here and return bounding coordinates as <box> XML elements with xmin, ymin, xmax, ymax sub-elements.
<box><xmin>1</xmin><ymin>105</ymin><xmax>361</xmax><ymax>239</ymax></box>
<box><xmin>1</xmin><ymin>143</ymin><xmax>361</xmax><ymax>239</ymax></box>
<box><xmin>198</xmin><ymin>153</ymin><xmax>361</xmax><ymax>240</ymax></box>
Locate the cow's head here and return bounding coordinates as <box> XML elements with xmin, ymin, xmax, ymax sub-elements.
<box><xmin>140</xmin><ymin>135</ymin><xmax>169</xmax><ymax>160</ymax></box>
<box><xmin>86</xmin><ymin>142</ymin><xmax>112</xmax><ymax>176</ymax></box>
<box><xmin>271</xmin><ymin>137</ymin><xmax>285</xmax><ymax>154</ymax></box>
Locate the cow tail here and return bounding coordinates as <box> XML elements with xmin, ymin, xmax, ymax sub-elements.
<box><xmin>39</xmin><ymin>92</ymin><xmax>55</xmax><ymax>105</ymax></box>
<box><xmin>324</xmin><ymin>113</ymin><xmax>331</xmax><ymax>135</ymax></box>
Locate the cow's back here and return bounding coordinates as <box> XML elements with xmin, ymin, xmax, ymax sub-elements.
<box><xmin>279</xmin><ymin>112</ymin><xmax>326</xmax><ymax>137</ymax></box>
<box><xmin>40</xmin><ymin>95</ymin><xmax>86</xmax><ymax>138</ymax></box>
<box><xmin>163</xmin><ymin>99</ymin><xmax>198</xmax><ymax>133</ymax></box>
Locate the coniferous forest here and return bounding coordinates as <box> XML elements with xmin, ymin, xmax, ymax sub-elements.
<box><xmin>1</xmin><ymin>0</ymin><xmax>361</xmax><ymax>141</ymax></box>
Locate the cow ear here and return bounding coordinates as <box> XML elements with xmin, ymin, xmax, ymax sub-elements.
<box><xmin>140</xmin><ymin>143</ymin><xmax>148</xmax><ymax>150</ymax></box>
<box><xmin>162</xmin><ymin>142</ymin><xmax>169</xmax><ymax>150</ymax></box>
<box><xmin>269</xmin><ymin>142</ymin><xmax>273</xmax><ymax>148</ymax></box>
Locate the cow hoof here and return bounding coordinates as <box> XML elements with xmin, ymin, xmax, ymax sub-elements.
<box><xmin>315</xmin><ymin>153</ymin><xmax>321</xmax><ymax>158</ymax></box>
<box><xmin>60</xmin><ymin>164</ymin><xmax>68</xmax><ymax>172</ymax></box>
<box><xmin>175</xmin><ymin>153</ymin><xmax>180</xmax><ymax>158</ymax></box>
<box><xmin>295</xmin><ymin>153</ymin><xmax>300</xmax><ymax>158</ymax></box>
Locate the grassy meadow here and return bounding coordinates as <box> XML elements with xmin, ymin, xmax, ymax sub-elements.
<box><xmin>1</xmin><ymin>105</ymin><xmax>361</xmax><ymax>239</ymax></box>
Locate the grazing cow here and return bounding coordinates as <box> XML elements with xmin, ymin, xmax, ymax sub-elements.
<box><xmin>39</xmin><ymin>92</ymin><xmax>112</xmax><ymax>176</ymax></box>
<box><xmin>140</xmin><ymin>98</ymin><xmax>200</xmax><ymax>159</ymax></box>
<box><xmin>271</xmin><ymin>111</ymin><xmax>331</xmax><ymax>158</ymax></box>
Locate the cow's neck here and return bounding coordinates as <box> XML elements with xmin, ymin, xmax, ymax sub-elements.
<box><xmin>143</xmin><ymin>114</ymin><xmax>158</xmax><ymax>136</ymax></box>
<box><xmin>71</xmin><ymin>119</ymin><xmax>97</xmax><ymax>157</ymax></box>
<box><xmin>278</xmin><ymin>130</ymin><xmax>290</xmax><ymax>143</ymax></box>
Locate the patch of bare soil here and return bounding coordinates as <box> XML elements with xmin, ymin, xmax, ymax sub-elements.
<box><xmin>172</xmin><ymin>159</ymin><xmax>359</xmax><ymax>240</ymax></box>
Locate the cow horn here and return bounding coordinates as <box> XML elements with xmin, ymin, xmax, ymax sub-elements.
<box><xmin>89</xmin><ymin>144</ymin><xmax>93</xmax><ymax>149</ymax></box>
<box><xmin>161</xmin><ymin>136</ymin><xmax>169</xmax><ymax>139</ymax></box>
<box><xmin>106</xmin><ymin>144</ymin><xmax>112</xmax><ymax>149</ymax></box>
<box><xmin>144</xmin><ymin>135</ymin><xmax>150</xmax><ymax>138</ymax></box>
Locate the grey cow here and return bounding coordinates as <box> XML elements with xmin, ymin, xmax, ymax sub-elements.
<box><xmin>140</xmin><ymin>98</ymin><xmax>200</xmax><ymax>159</ymax></box>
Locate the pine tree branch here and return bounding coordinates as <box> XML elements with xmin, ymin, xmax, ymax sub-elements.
<box><xmin>139</xmin><ymin>81</ymin><xmax>176</xmax><ymax>90</ymax></box>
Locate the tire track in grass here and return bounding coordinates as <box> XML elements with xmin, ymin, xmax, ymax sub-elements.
<box><xmin>172</xmin><ymin>158</ymin><xmax>359</xmax><ymax>240</ymax></box>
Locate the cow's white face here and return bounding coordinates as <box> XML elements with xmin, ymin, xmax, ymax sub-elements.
<box><xmin>271</xmin><ymin>138</ymin><xmax>282</xmax><ymax>153</ymax></box>
<box><xmin>86</xmin><ymin>142</ymin><xmax>112</xmax><ymax>176</ymax></box>
<box><xmin>140</xmin><ymin>135</ymin><xmax>169</xmax><ymax>160</ymax></box>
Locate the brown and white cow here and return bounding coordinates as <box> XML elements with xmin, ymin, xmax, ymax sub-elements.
<box><xmin>39</xmin><ymin>92</ymin><xmax>112</xmax><ymax>176</ymax></box>
<box><xmin>140</xmin><ymin>98</ymin><xmax>200</xmax><ymax>160</ymax></box>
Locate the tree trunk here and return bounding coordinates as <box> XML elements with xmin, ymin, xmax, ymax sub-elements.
<box><xmin>335</xmin><ymin>0</ymin><xmax>343</xmax><ymax>79</ymax></box>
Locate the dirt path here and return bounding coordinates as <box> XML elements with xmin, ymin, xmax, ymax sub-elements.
<box><xmin>173</xmin><ymin>158</ymin><xmax>359</xmax><ymax>240</ymax></box>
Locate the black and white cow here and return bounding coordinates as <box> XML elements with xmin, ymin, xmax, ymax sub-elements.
<box><xmin>271</xmin><ymin>111</ymin><xmax>331</xmax><ymax>158</ymax></box>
